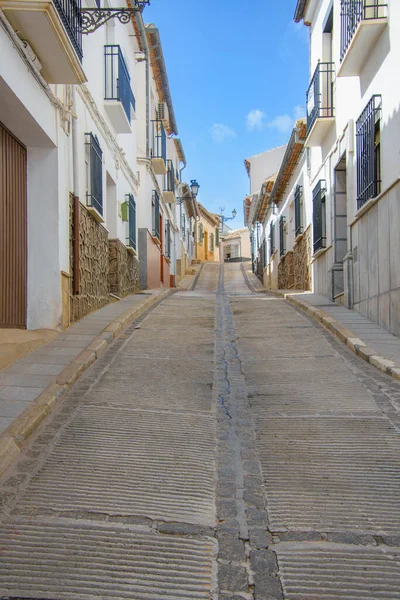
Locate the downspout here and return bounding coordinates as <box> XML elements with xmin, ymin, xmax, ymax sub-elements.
<box><xmin>72</xmin><ymin>85</ymin><xmax>80</xmax><ymax>295</ymax></box>
<box><xmin>135</xmin><ymin>14</ymin><xmax>150</xmax><ymax>158</ymax></box>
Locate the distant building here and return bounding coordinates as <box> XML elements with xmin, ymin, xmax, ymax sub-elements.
<box><xmin>195</xmin><ymin>203</ymin><xmax>221</xmax><ymax>263</ymax></box>
<box><xmin>221</xmin><ymin>229</ymin><xmax>251</xmax><ymax>263</ymax></box>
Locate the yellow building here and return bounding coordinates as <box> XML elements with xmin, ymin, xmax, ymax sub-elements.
<box><xmin>195</xmin><ymin>204</ymin><xmax>220</xmax><ymax>262</ymax></box>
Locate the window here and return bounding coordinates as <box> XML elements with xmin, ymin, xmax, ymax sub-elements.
<box><xmin>199</xmin><ymin>223</ymin><xmax>204</xmax><ymax>244</ymax></box>
<box><xmin>313</xmin><ymin>180</ymin><xmax>327</xmax><ymax>253</ymax></box>
<box><xmin>152</xmin><ymin>190</ymin><xmax>160</xmax><ymax>239</ymax></box>
<box><xmin>279</xmin><ymin>216</ymin><xmax>286</xmax><ymax>257</ymax></box>
<box><xmin>215</xmin><ymin>228</ymin><xmax>220</xmax><ymax>246</ymax></box>
<box><xmin>181</xmin><ymin>213</ymin><xmax>186</xmax><ymax>235</ymax></box>
<box><xmin>356</xmin><ymin>95</ymin><xmax>381</xmax><ymax>209</ymax></box>
<box><xmin>210</xmin><ymin>233</ymin><xmax>214</xmax><ymax>252</ymax></box>
<box><xmin>165</xmin><ymin>219</ymin><xmax>171</xmax><ymax>258</ymax></box>
<box><xmin>294</xmin><ymin>185</ymin><xmax>303</xmax><ymax>237</ymax></box>
<box><xmin>269</xmin><ymin>221</ymin><xmax>275</xmax><ymax>258</ymax></box>
<box><xmin>262</xmin><ymin>238</ymin><xmax>267</xmax><ymax>268</ymax></box>
<box><xmin>85</xmin><ymin>133</ymin><xmax>103</xmax><ymax>216</ymax></box>
<box><xmin>126</xmin><ymin>193</ymin><xmax>136</xmax><ymax>251</ymax></box>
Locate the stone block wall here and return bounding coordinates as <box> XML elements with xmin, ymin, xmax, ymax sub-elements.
<box><xmin>293</xmin><ymin>225</ymin><xmax>312</xmax><ymax>291</ymax></box>
<box><xmin>69</xmin><ymin>199</ymin><xmax>110</xmax><ymax>323</ymax></box>
<box><xmin>278</xmin><ymin>251</ymin><xmax>294</xmax><ymax>289</ymax></box>
<box><xmin>109</xmin><ymin>239</ymin><xmax>140</xmax><ymax>298</ymax></box>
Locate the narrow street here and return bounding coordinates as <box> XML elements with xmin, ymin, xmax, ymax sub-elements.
<box><xmin>1</xmin><ymin>263</ymin><xmax>400</xmax><ymax>599</ymax></box>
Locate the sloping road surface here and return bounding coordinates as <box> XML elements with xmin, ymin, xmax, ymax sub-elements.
<box><xmin>1</xmin><ymin>262</ymin><xmax>400</xmax><ymax>599</ymax></box>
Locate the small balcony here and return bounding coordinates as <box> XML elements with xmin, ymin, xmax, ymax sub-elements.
<box><xmin>151</xmin><ymin>119</ymin><xmax>167</xmax><ymax>175</ymax></box>
<box><xmin>0</xmin><ymin>0</ymin><xmax>86</xmax><ymax>83</ymax></box>
<box><xmin>163</xmin><ymin>160</ymin><xmax>176</xmax><ymax>204</ymax></box>
<box><xmin>338</xmin><ymin>0</ymin><xmax>388</xmax><ymax>77</ymax></box>
<box><xmin>104</xmin><ymin>45</ymin><xmax>136</xmax><ymax>134</ymax></box>
<box><xmin>306</xmin><ymin>62</ymin><xmax>335</xmax><ymax>147</ymax></box>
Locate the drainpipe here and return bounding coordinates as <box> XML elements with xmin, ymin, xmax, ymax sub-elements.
<box><xmin>72</xmin><ymin>85</ymin><xmax>80</xmax><ymax>295</ymax></box>
<box><xmin>135</xmin><ymin>14</ymin><xmax>150</xmax><ymax>158</ymax></box>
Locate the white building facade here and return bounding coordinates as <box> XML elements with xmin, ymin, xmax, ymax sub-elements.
<box><xmin>0</xmin><ymin>1</ymin><xmax>189</xmax><ymax>331</ymax></box>
<box><xmin>295</xmin><ymin>0</ymin><xmax>400</xmax><ymax>334</ymax></box>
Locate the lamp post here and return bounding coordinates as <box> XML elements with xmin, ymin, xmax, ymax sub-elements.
<box><xmin>219</xmin><ymin>206</ymin><xmax>237</xmax><ymax>233</ymax></box>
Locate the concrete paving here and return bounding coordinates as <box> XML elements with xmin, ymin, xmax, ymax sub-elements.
<box><xmin>0</xmin><ymin>263</ymin><xmax>400</xmax><ymax>598</ymax></box>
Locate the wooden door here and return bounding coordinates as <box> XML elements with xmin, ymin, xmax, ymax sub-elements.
<box><xmin>0</xmin><ymin>123</ymin><xmax>27</xmax><ymax>328</ymax></box>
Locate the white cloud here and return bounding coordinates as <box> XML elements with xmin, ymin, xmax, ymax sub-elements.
<box><xmin>211</xmin><ymin>123</ymin><xmax>237</xmax><ymax>143</ymax></box>
<box><xmin>246</xmin><ymin>109</ymin><xmax>266</xmax><ymax>131</ymax></box>
<box><xmin>267</xmin><ymin>114</ymin><xmax>293</xmax><ymax>135</ymax></box>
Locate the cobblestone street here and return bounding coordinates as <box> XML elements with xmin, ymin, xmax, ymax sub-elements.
<box><xmin>1</xmin><ymin>263</ymin><xmax>400</xmax><ymax>599</ymax></box>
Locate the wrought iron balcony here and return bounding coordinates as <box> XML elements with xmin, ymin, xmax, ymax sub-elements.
<box><xmin>163</xmin><ymin>160</ymin><xmax>176</xmax><ymax>204</ymax></box>
<box><xmin>306</xmin><ymin>62</ymin><xmax>335</xmax><ymax>146</ymax></box>
<box><xmin>54</xmin><ymin>0</ymin><xmax>83</xmax><ymax>59</ymax></box>
<box><xmin>152</xmin><ymin>190</ymin><xmax>160</xmax><ymax>240</ymax></box>
<box><xmin>104</xmin><ymin>45</ymin><xmax>135</xmax><ymax>133</ymax></box>
<box><xmin>339</xmin><ymin>0</ymin><xmax>388</xmax><ymax>76</ymax></box>
<box><xmin>151</xmin><ymin>119</ymin><xmax>167</xmax><ymax>175</ymax></box>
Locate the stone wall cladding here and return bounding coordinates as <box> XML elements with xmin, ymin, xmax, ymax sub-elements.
<box><xmin>109</xmin><ymin>239</ymin><xmax>140</xmax><ymax>297</ymax></box>
<box><xmin>69</xmin><ymin>199</ymin><xmax>110</xmax><ymax>323</ymax></box>
<box><xmin>278</xmin><ymin>251</ymin><xmax>294</xmax><ymax>289</ymax></box>
<box><xmin>293</xmin><ymin>225</ymin><xmax>312</xmax><ymax>291</ymax></box>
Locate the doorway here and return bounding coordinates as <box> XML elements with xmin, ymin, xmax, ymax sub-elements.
<box><xmin>332</xmin><ymin>155</ymin><xmax>347</xmax><ymax>299</ymax></box>
<box><xmin>0</xmin><ymin>123</ymin><xmax>27</xmax><ymax>328</ymax></box>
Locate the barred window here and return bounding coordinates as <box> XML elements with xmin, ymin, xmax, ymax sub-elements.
<box><xmin>313</xmin><ymin>180</ymin><xmax>327</xmax><ymax>253</ymax></box>
<box><xmin>356</xmin><ymin>94</ymin><xmax>381</xmax><ymax>209</ymax></box>
<box><xmin>165</xmin><ymin>219</ymin><xmax>171</xmax><ymax>258</ymax></box>
<box><xmin>269</xmin><ymin>221</ymin><xmax>275</xmax><ymax>258</ymax></box>
<box><xmin>85</xmin><ymin>133</ymin><xmax>103</xmax><ymax>216</ymax></box>
<box><xmin>199</xmin><ymin>223</ymin><xmax>204</xmax><ymax>243</ymax></box>
<box><xmin>152</xmin><ymin>190</ymin><xmax>160</xmax><ymax>239</ymax></box>
<box><xmin>216</xmin><ymin>228</ymin><xmax>220</xmax><ymax>246</ymax></box>
<box><xmin>279</xmin><ymin>216</ymin><xmax>286</xmax><ymax>257</ymax></box>
<box><xmin>126</xmin><ymin>193</ymin><xmax>136</xmax><ymax>251</ymax></box>
<box><xmin>294</xmin><ymin>185</ymin><xmax>303</xmax><ymax>237</ymax></box>
<box><xmin>210</xmin><ymin>233</ymin><xmax>214</xmax><ymax>252</ymax></box>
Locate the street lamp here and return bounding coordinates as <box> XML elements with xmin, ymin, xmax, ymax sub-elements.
<box><xmin>219</xmin><ymin>206</ymin><xmax>237</xmax><ymax>230</ymax></box>
<box><xmin>190</xmin><ymin>179</ymin><xmax>200</xmax><ymax>198</ymax></box>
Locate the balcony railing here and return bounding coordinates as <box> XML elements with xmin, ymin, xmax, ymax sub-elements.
<box><xmin>105</xmin><ymin>46</ymin><xmax>135</xmax><ymax>122</ymax></box>
<box><xmin>152</xmin><ymin>190</ymin><xmax>160</xmax><ymax>240</ymax></box>
<box><xmin>151</xmin><ymin>119</ymin><xmax>166</xmax><ymax>161</ymax></box>
<box><xmin>294</xmin><ymin>185</ymin><xmax>303</xmax><ymax>238</ymax></box>
<box><xmin>164</xmin><ymin>160</ymin><xmax>175</xmax><ymax>193</ymax></box>
<box><xmin>85</xmin><ymin>133</ymin><xmax>103</xmax><ymax>217</ymax></box>
<box><xmin>306</xmin><ymin>62</ymin><xmax>335</xmax><ymax>136</ymax></box>
<box><xmin>165</xmin><ymin>220</ymin><xmax>171</xmax><ymax>258</ymax></box>
<box><xmin>356</xmin><ymin>95</ymin><xmax>381</xmax><ymax>209</ymax></box>
<box><xmin>340</xmin><ymin>0</ymin><xmax>388</xmax><ymax>62</ymax></box>
<box><xmin>53</xmin><ymin>0</ymin><xmax>83</xmax><ymax>60</ymax></box>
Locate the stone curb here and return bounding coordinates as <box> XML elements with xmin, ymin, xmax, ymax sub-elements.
<box><xmin>241</xmin><ymin>267</ymin><xmax>400</xmax><ymax>383</ymax></box>
<box><xmin>0</xmin><ymin>288</ymin><xmax>172</xmax><ymax>476</ymax></box>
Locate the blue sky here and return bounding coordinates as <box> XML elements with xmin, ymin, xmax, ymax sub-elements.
<box><xmin>145</xmin><ymin>0</ymin><xmax>310</xmax><ymax>227</ymax></box>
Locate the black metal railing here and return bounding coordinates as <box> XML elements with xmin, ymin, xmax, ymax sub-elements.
<box><xmin>53</xmin><ymin>0</ymin><xmax>83</xmax><ymax>60</ymax></box>
<box><xmin>126</xmin><ymin>193</ymin><xmax>136</xmax><ymax>251</ymax></box>
<box><xmin>306</xmin><ymin>62</ymin><xmax>335</xmax><ymax>135</ymax></box>
<box><xmin>152</xmin><ymin>190</ymin><xmax>160</xmax><ymax>239</ymax></box>
<box><xmin>340</xmin><ymin>0</ymin><xmax>387</xmax><ymax>61</ymax></box>
<box><xmin>313</xmin><ymin>180</ymin><xmax>327</xmax><ymax>253</ymax></box>
<box><xmin>165</xmin><ymin>219</ymin><xmax>171</xmax><ymax>258</ymax></box>
<box><xmin>356</xmin><ymin>94</ymin><xmax>381</xmax><ymax>209</ymax></box>
<box><xmin>164</xmin><ymin>159</ymin><xmax>175</xmax><ymax>194</ymax></box>
<box><xmin>151</xmin><ymin>119</ymin><xmax>166</xmax><ymax>162</ymax></box>
<box><xmin>294</xmin><ymin>185</ymin><xmax>303</xmax><ymax>237</ymax></box>
<box><xmin>216</xmin><ymin>228</ymin><xmax>220</xmax><ymax>246</ymax></box>
<box><xmin>269</xmin><ymin>221</ymin><xmax>275</xmax><ymax>258</ymax></box>
<box><xmin>85</xmin><ymin>133</ymin><xmax>103</xmax><ymax>215</ymax></box>
<box><xmin>279</xmin><ymin>216</ymin><xmax>286</xmax><ymax>257</ymax></box>
<box><xmin>104</xmin><ymin>45</ymin><xmax>135</xmax><ymax>122</ymax></box>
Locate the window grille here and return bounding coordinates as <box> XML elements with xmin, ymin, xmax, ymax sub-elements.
<box><xmin>294</xmin><ymin>185</ymin><xmax>303</xmax><ymax>237</ymax></box>
<box><xmin>199</xmin><ymin>223</ymin><xmax>204</xmax><ymax>243</ymax></box>
<box><xmin>164</xmin><ymin>159</ymin><xmax>175</xmax><ymax>194</ymax></box>
<box><xmin>126</xmin><ymin>193</ymin><xmax>136</xmax><ymax>251</ymax></box>
<box><xmin>152</xmin><ymin>190</ymin><xmax>160</xmax><ymax>239</ymax></box>
<box><xmin>215</xmin><ymin>228</ymin><xmax>220</xmax><ymax>246</ymax></box>
<box><xmin>85</xmin><ymin>133</ymin><xmax>103</xmax><ymax>216</ymax></box>
<box><xmin>279</xmin><ymin>216</ymin><xmax>286</xmax><ymax>257</ymax></box>
<box><xmin>165</xmin><ymin>219</ymin><xmax>171</xmax><ymax>258</ymax></box>
<box><xmin>356</xmin><ymin>94</ymin><xmax>381</xmax><ymax>209</ymax></box>
<box><xmin>210</xmin><ymin>233</ymin><xmax>214</xmax><ymax>252</ymax></box>
<box><xmin>269</xmin><ymin>222</ymin><xmax>275</xmax><ymax>258</ymax></box>
<box><xmin>313</xmin><ymin>180</ymin><xmax>327</xmax><ymax>253</ymax></box>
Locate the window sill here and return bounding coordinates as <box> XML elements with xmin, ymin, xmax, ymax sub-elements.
<box><xmin>351</xmin><ymin>177</ymin><xmax>400</xmax><ymax>225</ymax></box>
<box><xmin>311</xmin><ymin>244</ymin><xmax>331</xmax><ymax>262</ymax></box>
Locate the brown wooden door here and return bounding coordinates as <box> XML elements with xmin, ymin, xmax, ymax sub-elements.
<box><xmin>0</xmin><ymin>123</ymin><xmax>27</xmax><ymax>328</ymax></box>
